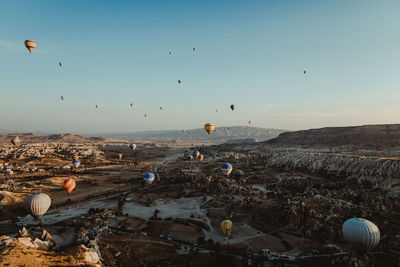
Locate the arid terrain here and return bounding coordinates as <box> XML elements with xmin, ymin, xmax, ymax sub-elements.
<box><xmin>0</xmin><ymin>125</ymin><xmax>399</xmax><ymax>266</ymax></box>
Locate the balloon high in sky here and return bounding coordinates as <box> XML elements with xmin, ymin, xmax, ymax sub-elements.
<box><xmin>1</xmin><ymin>1</ymin><xmax>400</xmax><ymax>134</ymax></box>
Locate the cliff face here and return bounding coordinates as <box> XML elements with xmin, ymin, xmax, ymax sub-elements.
<box><xmin>265</xmin><ymin>124</ymin><xmax>400</xmax><ymax>149</ymax></box>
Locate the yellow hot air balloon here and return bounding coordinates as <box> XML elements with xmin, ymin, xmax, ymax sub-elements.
<box><xmin>204</xmin><ymin>123</ymin><xmax>215</xmax><ymax>134</ymax></box>
<box><xmin>220</xmin><ymin>220</ymin><xmax>232</xmax><ymax>238</ymax></box>
<box><xmin>24</xmin><ymin>40</ymin><xmax>36</xmax><ymax>53</ymax></box>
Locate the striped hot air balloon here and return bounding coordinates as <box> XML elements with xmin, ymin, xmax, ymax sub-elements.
<box><xmin>24</xmin><ymin>193</ymin><xmax>51</xmax><ymax>219</ymax></box>
<box><xmin>62</xmin><ymin>178</ymin><xmax>76</xmax><ymax>194</ymax></box>
<box><xmin>24</xmin><ymin>40</ymin><xmax>36</xmax><ymax>53</ymax></box>
<box><xmin>342</xmin><ymin>218</ymin><xmax>380</xmax><ymax>251</ymax></box>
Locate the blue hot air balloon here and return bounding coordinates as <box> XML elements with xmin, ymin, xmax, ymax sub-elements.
<box><xmin>221</xmin><ymin>163</ymin><xmax>233</xmax><ymax>176</ymax></box>
<box><xmin>72</xmin><ymin>159</ymin><xmax>80</xmax><ymax>168</ymax></box>
<box><xmin>144</xmin><ymin>173</ymin><xmax>155</xmax><ymax>185</ymax></box>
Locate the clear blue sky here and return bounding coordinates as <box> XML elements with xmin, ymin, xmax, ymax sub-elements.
<box><xmin>1</xmin><ymin>0</ymin><xmax>400</xmax><ymax>134</ymax></box>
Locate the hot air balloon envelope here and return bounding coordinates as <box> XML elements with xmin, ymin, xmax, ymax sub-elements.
<box><xmin>342</xmin><ymin>218</ymin><xmax>380</xmax><ymax>251</ymax></box>
<box><xmin>204</xmin><ymin>123</ymin><xmax>215</xmax><ymax>134</ymax></box>
<box><xmin>220</xmin><ymin>220</ymin><xmax>232</xmax><ymax>238</ymax></box>
<box><xmin>144</xmin><ymin>173</ymin><xmax>155</xmax><ymax>185</ymax></box>
<box><xmin>24</xmin><ymin>193</ymin><xmax>51</xmax><ymax>219</ymax></box>
<box><xmin>62</xmin><ymin>178</ymin><xmax>76</xmax><ymax>194</ymax></box>
<box><xmin>24</xmin><ymin>40</ymin><xmax>36</xmax><ymax>53</ymax></box>
<box><xmin>221</xmin><ymin>163</ymin><xmax>233</xmax><ymax>176</ymax></box>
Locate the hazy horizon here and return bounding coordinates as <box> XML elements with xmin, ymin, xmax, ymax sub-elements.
<box><xmin>2</xmin><ymin>0</ymin><xmax>400</xmax><ymax>134</ymax></box>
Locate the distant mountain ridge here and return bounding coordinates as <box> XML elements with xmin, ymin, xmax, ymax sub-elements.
<box><xmin>0</xmin><ymin>133</ymin><xmax>121</xmax><ymax>144</ymax></box>
<box><xmin>264</xmin><ymin>124</ymin><xmax>400</xmax><ymax>149</ymax></box>
<box><xmin>107</xmin><ymin>126</ymin><xmax>287</xmax><ymax>142</ymax></box>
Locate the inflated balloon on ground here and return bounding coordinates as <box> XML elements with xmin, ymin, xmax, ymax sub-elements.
<box><xmin>342</xmin><ymin>218</ymin><xmax>380</xmax><ymax>251</ymax></box>
<box><xmin>24</xmin><ymin>193</ymin><xmax>51</xmax><ymax>219</ymax></box>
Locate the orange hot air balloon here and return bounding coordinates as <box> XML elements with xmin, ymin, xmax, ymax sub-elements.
<box><xmin>62</xmin><ymin>178</ymin><xmax>76</xmax><ymax>194</ymax></box>
<box><xmin>198</xmin><ymin>154</ymin><xmax>204</xmax><ymax>161</ymax></box>
<box><xmin>61</xmin><ymin>96</ymin><xmax>65</xmax><ymax>101</ymax></box>
<box><xmin>130</xmin><ymin>103</ymin><xmax>134</xmax><ymax>108</ymax></box>
<box><xmin>204</xmin><ymin>123</ymin><xmax>215</xmax><ymax>134</ymax></box>
<box><xmin>24</xmin><ymin>40</ymin><xmax>36</xmax><ymax>53</ymax></box>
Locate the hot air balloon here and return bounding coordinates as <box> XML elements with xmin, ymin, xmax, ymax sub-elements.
<box><xmin>220</xmin><ymin>220</ymin><xmax>232</xmax><ymax>238</ymax></box>
<box><xmin>11</xmin><ymin>136</ymin><xmax>21</xmax><ymax>147</ymax></box>
<box><xmin>204</xmin><ymin>123</ymin><xmax>215</xmax><ymax>134</ymax></box>
<box><xmin>72</xmin><ymin>159</ymin><xmax>80</xmax><ymax>168</ymax></box>
<box><xmin>198</xmin><ymin>154</ymin><xmax>204</xmax><ymax>161</ymax></box>
<box><xmin>160</xmin><ymin>106</ymin><xmax>163</xmax><ymax>110</ymax></box>
<box><xmin>61</xmin><ymin>96</ymin><xmax>65</xmax><ymax>101</ymax></box>
<box><xmin>118</xmin><ymin>153</ymin><xmax>123</xmax><ymax>160</ymax></box>
<box><xmin>62</xmin><ymin>178</ymin><xmax>76</xmax><ymax>194</ymax></box>
<box><xmin>267</xmin><ymin>130</ymin><xmax>272</xmax><ymax>136</ymax></box>
<box><xmin>188</xmin><ymin>155</ymin><xmax>194</xmax><ymax>161</ymax></box>
<box><xmin>144</xmin><ymin>173</ymin><xmax>155</xmax><ymax>185</ymax></box>
<box><xmin>95</xmin><ymin>105</ymin><xmax>99</xmax><ymax>109</ymax></box>
<box><xmin>193</xmin><ymin>48</ymin><xmax>196</xmax><ymax>52</ymax></box>
<box><xmin>24</xmin><ymin>40</ymin><xmax>36</xmax><ymax>53</ymax></box>
<box><xmin>24</xmin><ymin>193</ymin><xmax>51</xmax><ymax>219</ymax></box>
<box><xmin>59</xmin><ymin>62</ymin><xmax>63</xmax><ymax>67</ymax></box>
<box><xmin>178</xmin><ymin>80</ymin><xmax>182</xmax><ymax>84</ymax></box>
<box><xmin>342</xmin><ymin>218</ymin><xmax>380</xmax><ymax>251</ymax></box>
<box><xmin>181</xmin><ymin>129</ymin><xmax>185</xmax><ymax>133</ymax></box>
<box><xmin>194</xmin><ymin>151</ymin><xmax>200</xmax><ymax>159</ymax></box>
<box><xmin>248</xmin><ymin>121</ymin><xmax>251</xmax><ymax>125</ymax></box>
<box><xmin>230</xmin><ymin>104</ymin><xmax>235</xmax><ymax>111</ymax></box>
<box><xmin>173</xmin><ymin>64</ymin><xmax>176</xmax><ymax>68</ymax></box>
<box><xmin>221</xmin><ymin>163</ymin><xmax>233</xmax><ymax>176</ymax></box>
<box><xmin>129</xmin><ymin>143</ymin><xmax>136</xmax><ymax>152</ymax></box>
<box><xmin>144</xmin><ymin>114</ymin><xmax>147</xmax><ymax>118</ymax></box>
<box><xmin>169</xmin><ymin>51</ymin><xmax>172</xmax><ymax>55</ymax></box>
<box><xmin>130</xmin><ymin>103</ymin><xmax>134</xmax><ymax>108</ymax></box>
<box><xmin>216</xmin><ymin>109</ymin><xmax>218</xmax><ymax>112</ymax></box>
<box><xmin>304</xmin><ymin>70</ymin><xmax>306</xmax><ymax>74</ymax></box>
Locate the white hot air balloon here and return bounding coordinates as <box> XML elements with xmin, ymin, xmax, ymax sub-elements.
<box><xmin>129</xmin><ymin>143</ymin><xmax>136</xmax><ymax>152</ymax></box>
<box><xmin>24</xmin><ymin>193</ymin><xmax>51</xmax><ymax>219</ymax></box>
<box><xmin>118</xmin><ymin>153</ymin><xmax>123</xmax><ymax>160</ymax></box>
<box><xmin>342</xmin><ymin>218</ymin><xmax>380</xmax><ymax>251</ymax></box>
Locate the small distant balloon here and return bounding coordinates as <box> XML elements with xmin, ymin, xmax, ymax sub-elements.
<box><xmin>95</xmin><ymin>105</ymin><xmax>99</xmax><ymax>109</ymax></box>
<box><xmin>216</xmin><ymin>109</ymin><xmax>218</xmax><ymax>112</ymax></box>
<box><xmin>61</xmin><ymin>96</ymin><xmax>65</xmax><ymax>101</ymax></box>
<box><xmin>144</xmin><ymin>114</ymin><xmax>147</xmax><ymax>118</ymax></box>
<box><xmin>169</xmin><ymin>51</ymin><xmax>172</xmax><ymax>55</ymax></box>
<box><xmin>59</xmin><ymin>62</ymin><xmax>63</xmax><ymax>67</ymax></box>
<box><xmin>230</xmin><ymin>104</ymin><xmax>235</xmax><ymax>111</ymax></box>
<box><xmin>193</xmin><ymin>48</ymin><xmax>196</xmax><ymax>52</ymax></box>
<box><xmin>129</xmin><ymin>143</ymin><xmax>136</xmax><ymax>151</ymax></box>
<box><xmin>204</xmin><ymin>123</ymin><xmax>215</xmax><ymax>134</ymax></box>
<box><xmin>24</xmin><ymin>40</ymin><xmax>36</xmax><ymax>53</ymax></box>
<box><xmin>248</xmin><ymin>121</ymin><xmax>251</xmax><ymax>125</ymax></box>
<box><xmin>173</xmin><ymin>65</ymin><xmax>176</xmax><ymax>68</ymax></box>
<box><xmin>144</xmin><ymin>173</ymin><xmax>155</xmax><ymax>185</ymax></box>
<box><xmin>130</xmin><ymin>103</ymin><xmax>134</xmax><ymax>108</ymax></box>
<box><xmin>160</xmin><ymin>106</ymin><xmax>163</xmax><ymax>110</ymax></box>
<box><xmin>178</xmin><ymin>80</ymin><xmax>182</xmax><ymax>84</ymax></box>
<box><xmin>304</xmin><ymin>70</ymin><xmax>306</xmax><ymax>74</ymax></box>
<box><xmin>11</xmin><ymin>136</ymin><xmax>21</xmax><ymax>147</ymax></box>
<box><xmin>221</xmin><ymin>163</ymin><xmax>233</xmax><ymax>176</ymax></box>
